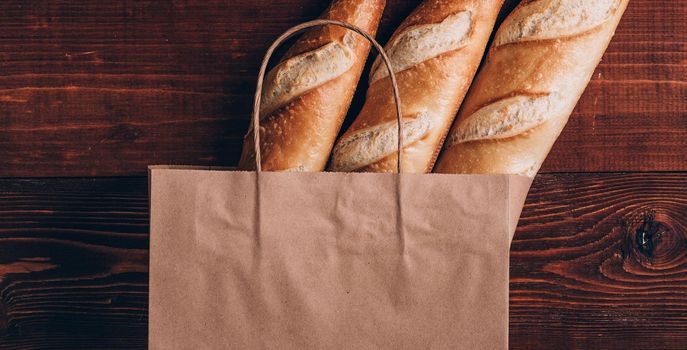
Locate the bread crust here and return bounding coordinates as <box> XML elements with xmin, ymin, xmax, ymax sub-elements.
<box><xmin>435</xmin><ymin>0</ymin><xmax>629</xmax><ymax>177</ymax></box>
<box><xmin>239</xmin><ymin>0</ymin><xmax>385</xmax><ymax>171</ymax></box>
<box><xmin>330</xmin><ymin>0</ymin><xmax>504</xmax><ymax>173</ymax></box>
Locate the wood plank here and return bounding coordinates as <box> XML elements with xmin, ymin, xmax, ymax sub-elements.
<box><xmin>0</xmin><ymin>177</ymin><xmax>148</xmax><ymax>350</ymax></box>
<box><xmin>510</xmin><ymin>173</ymin><xmax>687</xmax><ymax>349</ymax></box>
<box><xmin>1</xmin><ymin>0</ymin><xmax>685</xmax><ymax>176</ymax></box>
<box><xmin>0</xmin><ymin>174</ymin><xmax>686</xmax><ymax>349</ymax></box>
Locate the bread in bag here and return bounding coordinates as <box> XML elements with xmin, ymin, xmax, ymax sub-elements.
<box><xmin>239</xmin><ymin>0</ymin><xmax>385</xmax><ymax>171</ymax></box>
<box><xmin>435</xmin><ymin>0</ymin><xmax>630</xmax><ymax>176</ymax></box>
<box><xmin>330</xmin><ymin>0</ymin><xmax>504</xmax><ymax>173</ymax></box>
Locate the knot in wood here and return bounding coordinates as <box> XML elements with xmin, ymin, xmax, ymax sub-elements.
<box><xmin>622</xmin><ymin>210</ymin><xmax>686</xmax><ymax>269</ymax></box>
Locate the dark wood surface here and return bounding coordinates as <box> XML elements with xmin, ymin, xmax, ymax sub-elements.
<box><xmin>511</xmin><ymin>174</ymin><xmax>687</xmax><ymax>349</ymax></box>
<box><xmin>1</xmin><ymin>0</ymin><xmax>685</xmax><ymax>176</ymax></box>
<box><xmin>1</xmin><ymin>175</ymin><xmax>686</xmax><ymax>349</ymax></box>
<box><xmin>1</xmin><ymin>0</ymin><xmax>686</xmax><ymax>349</ymax></box>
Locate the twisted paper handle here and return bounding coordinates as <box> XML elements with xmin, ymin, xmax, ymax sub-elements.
<box><xmin>251</xmin><ymin>19</ymin><xmax>404</xmax><ymax>173</ymax></box>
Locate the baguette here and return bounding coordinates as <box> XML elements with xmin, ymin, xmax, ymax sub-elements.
<box><xmin>329</xmin><ymin>0</ymin><xmax>504</xmax><ymax>173</ymax></box>
<box><xmin>435</xmin><ymin>0</ymin><xmax>629</xmax><ymax>176</ymax></box>
<box><xmin>238</xmin><ymin>0</ymin><xmax>385</xmax><ymax>171</ymax></box>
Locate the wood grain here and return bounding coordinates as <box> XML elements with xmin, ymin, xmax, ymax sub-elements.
<box><xmin>511</xmin><ymin>173</ymin><xmax>687</xmax><ymax>349</ymax></box>
<box><xmin>0</xmin><ymin>1</ymin><xmax>685</xmax><ymax>348</ymax></box>
<box><xmin>1</xmin><ymin>0</ymin><xmax>685</xmax><ymax>176</ymax></box>
<box><xmin>0</xmin><ymin>174</ymin><xmax>686</xmax><ymax>349</ymax></box>
<box><xmin>0</xmin><ymin>178</ymin><xmax>148</xmax><ymax>350</ymax></box>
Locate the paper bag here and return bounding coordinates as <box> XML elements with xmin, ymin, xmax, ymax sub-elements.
<box><xmin>149</xmin><ymin>169</ymin><xmax>531</xmax><ymax>349</ymax></box>
<box><xmin>149</xmin><ymin>20</ymin><xmax>533</xmax><ymax>349</ymax></box>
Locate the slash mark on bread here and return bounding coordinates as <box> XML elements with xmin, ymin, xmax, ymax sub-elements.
<box><xmin>331</xmin><ymin>112</ymin><xmax>432</xmax><ymax>172</ymax></box>
<box><xmin>493</xmin><ymin>0</ymin><xmax>620</xmax><ymax>47</ymax></box>
<box><xmin>369</xmin><ymin>10</ymin><xmax>473</xmax><ymax>84</ymax></box>
<box><xmin>259</xmin><ymin>32</ymin><xmax>357</xmax><ymax>120</ymax></box>
<box><xmin>447</xmin><ymin>92</ymin><xmax>565</xmax><ymax>147</ymax></box>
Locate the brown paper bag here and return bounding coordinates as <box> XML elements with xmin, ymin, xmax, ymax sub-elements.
<box><xmin>150</xmin><ymin>168</ymin><xmax>530</xmax><ymax>349</ymax></box>
<box><xmin>149</xmin><ymin>20</ymin><xmax>533</xmax><ymax>349</ymax></box>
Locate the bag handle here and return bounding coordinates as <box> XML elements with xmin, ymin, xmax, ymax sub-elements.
<box><xmin>251</xmin><ymin>19</ymin><xmax>404</xmax><ymax>173</ymax></box>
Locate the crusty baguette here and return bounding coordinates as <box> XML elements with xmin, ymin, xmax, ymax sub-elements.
<box><xmin>238</xmin><ymin>0</ymin><xmax>385</xmax><ymax>171</ymax></box>
<box><xmin>435</xmin><ymin>0</ymin><xmax>629</xmax><ymax>176</ymax></box>
<box><xmin>329</xmin><ymin>0</ymin><xmax>504</xmax><ymax>173</ymax></box>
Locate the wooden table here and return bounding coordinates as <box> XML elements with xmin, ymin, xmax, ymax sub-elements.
<box><xmin>1</xmin><ymin>1</ymin><xmax>685</xmax><ymax>349</ymax></box>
